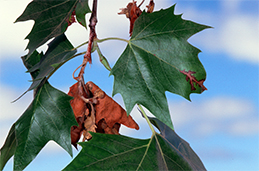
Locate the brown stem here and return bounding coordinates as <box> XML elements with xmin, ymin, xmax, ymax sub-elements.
<box><xmin>75</xmin><ymin>0</ymin><xmax>98</xmax><ymax>96</ymax></box>
<box><xmin>138</xmin><ymin>0</ymin><xmax>145</xmax><ymax>7</ymax></box>
<box><xmin>83</xmin><ymin>0</ymin><xmax>98</xmax><ymax>65</ymax></box>
<box><xmin>77</xmin><ymin>0</ymin><xmax>98</xmax><ymax>79</ymax></box>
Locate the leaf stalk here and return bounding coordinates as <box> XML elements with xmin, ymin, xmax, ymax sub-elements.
<box><xmin>137</xmin><ymin>104</ymin><xmax>156</xmax><ymax>135</ymax></box>
<box><xmin>96</xmin><ymin>37</ymin><xmax>129</xmax><ymax>43</ymax></box>
<box><xmin>74</xmin><ymin>37</ymin><xmax>128</xmax><ymax>51</ymax></box>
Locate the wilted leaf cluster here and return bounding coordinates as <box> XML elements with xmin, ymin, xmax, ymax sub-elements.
<box><xmin>69</xmin><ymin>81</ymin><xmax>139</xmax><ymax>149</ymax></box>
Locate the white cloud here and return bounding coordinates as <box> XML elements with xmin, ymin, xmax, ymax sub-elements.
<box><xmin>0</xmin><ymin>84</ymin><xmax>32</xmax><ymax>121</ymax></box>
<box><xmin>229</xmin><ymin>119</ymin><xmax>259</xmax><ymax>136</ymax></box>
<box><xmin>0</xmin><ymin>0</ymin><xmax>33</xmax><ymax>59</ymax></box>
<box><xmin>0</xmin><ymin>84</ymin><xmax>81</xmax><ymax>154</ymax></box>
<box><xmin>201</xmin><ymin>96</ymin><xmax>254</xmax><ymax>120</ymax></box>
<box><xmin>222</xmin><ymin>0</ymin><xmax>242</xmax><ymax>12</ymax></box>
<box><xmin>0</xmin><ymin>0</ymin><xmax>171</xmax><ymax>63</ymax></box>
<box><xmin>112</xmin><ymin>95</ymin><xmax>259</xmax><ymax>138</ymax></box>
<box><xmin>2</xmin><ymin>1</ymin><xmax>258</xmax><ymax>64</ymax></box>
<box><xmin>0</xmin><ymin>84</ymin><xmax>32</xmax><ymax>147</ymax></box>
<box><xmin>175</xmin><ymin>0</ymin><xmax>259</xmax><ymax>64</ymax></box>
<box><xmin>169</xmin><ymin>96</ymin><xmax>258</xmax><ymax>137</ymax></box>
<box><xmin>219</xmin><ymin>15</ymin><xmax>259</xmax><ymax>63</ymax></box>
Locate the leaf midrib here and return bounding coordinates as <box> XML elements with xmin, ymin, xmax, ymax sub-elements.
<box><xmin>80</xmin><ymin>142</ymin><xmax>149</xmax><ymax>169</ymax></box>
<box><xmin>129</xmin><ymin>43</ymin><xmax>164</xmax><ymax>114</ymax></box>
<box><xmin>133</xmin><ymin>8</ymin><xmax>171</xmax><ymax>39</ymax></box>
<box><xmin>31</xmin><ymin>0</ymin><xmax>73</xmax><ymax>17</ymax></box>
<box><xmin>129</xmin><ymin>42</ymin><xmax>180</xmax><ymax>75</ymax></box>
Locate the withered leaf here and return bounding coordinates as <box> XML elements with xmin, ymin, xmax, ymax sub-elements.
<box><xmin>86</xmin><ymin>81</ymin><xmax>139</xmax><ymax>131</ymax></box>
<box><xmin>180</xmin><ymin>69</ymin><xmax>207</xmax><ymax>91</ymax></box>
<box><xmin>96</xmin><ymin>119</ymin><xmax>120</xmax><ymax>135</ymax></box>
<box><xmin>68</xmin><ymin>82</ymin><xmax>91</xmax><ymax>148</ymax></box>
<box><xmin>118</xmin><ymin>1</ymin><xmax>142</xmax><ymax>36</ymax></box>
<box><xmin>70</xmin><ymin>117</ymin><xmax>84</xmax><ymax>149</ymax></box>
<box><xmin>68</xmin><ymin>82</ymin><xmax>89</xmax><ymax>118</ymax></box>
<box><xmin>146</xmin><ymin>0</ymin><xmax>155</xmax><ymax>13</ymax></box>
<box><xmin>68</xmin><ymin>81</ymin><xmax>139</xmax><ymax>148</ymax></box>
<box><xmin>82</xmin><ymin>103</ymin><xmax>97</xmax><ymax>141</ymax></box>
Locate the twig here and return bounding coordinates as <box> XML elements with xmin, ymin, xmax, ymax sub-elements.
<box><xmin>72</xmin><ymin>63</ymin><xmax>84</xmax><ymax>80</ymax></box>
<box><xmin>75</xmin><ymin>0</ymin><xmax>98</xmax><ymax>96</ymax></box>
<box><xmin>83</xmin><ymin>0</ymin><xmax>98</xmax><ymax>65</ymax></box>
<box><xmin>138</xmin><ymin>0</ymin><xmax>145</xmax><ymax>7</ymax></box>
<box><xmin>77</xmin><ymin>0</ymin><xmax>98</xmax><ymax>80</ymax></box>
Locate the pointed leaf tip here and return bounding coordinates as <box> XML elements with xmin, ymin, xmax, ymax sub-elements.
<box><xmin>111</xmin><ymin>4</ymin><xmax>209</xmax><ymax>129</ymax></box>
<box><xmin>148</xmin><ymin>117</ymin><xmax>207</xmax><ymax>171</ymax></box>
<box><xmin>2</xmin><ymin>82</ymin><xmax>77</xmax><ymax>170</ymax></box>
<box><xmin>15</xmin><ymin>0</ymin><xmax>89</xmax><ymax>56</ymax></box>
<box><xmin>75</xmin><ymin>0</ymin><xmax>91</xmax><ymax>28</ymax></box>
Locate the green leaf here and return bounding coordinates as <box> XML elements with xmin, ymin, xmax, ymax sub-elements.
<box><xmin>22</xmin><ymin>50</ymin><xmax>43</xmax><ymax>79</ymax></box>
<box><xmin>0</xmin><ymin>82</ymin><xmax>77</xmax><ymax>171</ymax></box>
<box><xmin>27</xmin><ymin>34</ymin><xmax>76</xmax><ymax>91</ymax></box>
<box><xmin>0</xmin><ymin>125</ymin><xmax>16</xmax><ymax>171</ymax></box>
<box><xmin>149</xmin><ymin>117</ymin><xmax>206</xmax><ymax>170</ymax></box>
<box><xmin>63</xmin><ymin>132</ymin><xmax>193</xmax><ymax>170</ymax></box>
<box><xmin>75</xmin><ymin>0</ymin><xmax>91</xmax><ymax>28</ymax></box>
<box><xmin>12</xmin><ymin>50</ymin><xmax>45</xmax><ymax>103</ymax></box>
<box><xmin>15</xmin><ymin>0</ymin><xmax>88</xmax><ymax>57</ymax></box>
<box><xmin>111</xmin><ymin>5</ymin><xmax>210</xmax><ymax>129</ymax></box>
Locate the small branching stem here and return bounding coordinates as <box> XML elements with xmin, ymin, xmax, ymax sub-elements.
<box><xmin>83</xmin><ymin>0</ymin><xmax>98</xmax><ymax>64</ymax></box>
<box><xmin>76</xmin><ymin>0</ymin><xmax>98</xmax><ymax>80</ymax></box>
<box><xmin>74</xmin><ymin>36</ymin><xmax>128</xmax><ymax>51</ymax></box>
<box><xmin>96</xmin><ymin>37</ymin><xmax>129</xmax><ymax>43</ymax></box>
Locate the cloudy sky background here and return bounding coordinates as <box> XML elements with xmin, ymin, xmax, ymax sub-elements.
<box><xmin>0</xmin><ymin>0</ymin><xmax>258</xmax><ymax>171</ymax></box>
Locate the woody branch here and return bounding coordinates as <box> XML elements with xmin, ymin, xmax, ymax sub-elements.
<box><xmin>77</xmin><ymin>0</ymin><xmax>98</xmax><ymax>82</ymax></box>
<box><xmin>75</xmin><ymin>0</ymin><xmax>98</xmax><ymax>96</ymax></box>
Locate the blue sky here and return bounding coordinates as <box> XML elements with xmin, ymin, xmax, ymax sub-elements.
<box><xmin>0</xmin><ymin>0</ymin><xmax>258</xmax><ymax>171</ymax></box>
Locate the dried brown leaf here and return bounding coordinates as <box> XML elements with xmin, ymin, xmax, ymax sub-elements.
<box><xmin>86</xmin><ymin>81</ymin><xmax>139</xmax><ymax>131</ymax></box>
<box><xmin>118</xmin><ymin>1</ymin><xmax>142</xmax><ymax>36</ymax></box>
<box><xmin>146</xmin><ymin>0</ymin><xmax>155</xmax><ymax>13</ymax></box>
<box><xmin>68</xmin><ymin>81</ymin><xmax>139</xmax><ymax>148</ymax></box>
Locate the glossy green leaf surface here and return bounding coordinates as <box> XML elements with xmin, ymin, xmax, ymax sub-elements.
<box><xmin>27</xmin><ymin>34</ymin><xmax>76</xmax><ymax>91</ymax></box>
<box><xmin>0</xmin><ymin>125</ymin><xmax>16</xmax><ymax>171</ymax></box>
<box><xmin>22</xmin><ymin>50</ymin><xmax>43</xmax><ymax>79</ymax></box>
<box><xmin>63</xmin><ymin>132</ymin><xmax>192</xmax><ymax>171</ymax></box>
<box><xmin>0</xmin><ymin>82</ymin><xmax>77</xmax><ymax>171</ymax></box>
<box><xmin>149</xmin><ymin>117</ymin><xmax>206</xmax><ymax>170</ymax></box>
<box><xmin>111</xmin><ymin>5</ymin><xmax>210</xmax><ymax>129</ymax></box>
<box><xmin>75</xmin><ymin>0</ymin><xmax>91</xmax><ymax>28</ymax></box>
<box><xmin>15</xmin><ymin>0</ymin><xmax>89</xmax><ymax>57</ymax></box>
<box><xmin>15</xmin><ymin>0</ymin><xmax>76</xmax><ymax>56</ymax></box>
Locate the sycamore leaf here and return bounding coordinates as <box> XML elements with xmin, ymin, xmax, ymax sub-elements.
<box><xmin>0</xmin><ymin>125</ymin><xmax>16</xmax><ymax>171</ymax></box>
<box><xmin>75</xmin><ymin>0</ymin><xmax>91</xmax><ymax>28</ymax></box>
<box><xmin>27</xmin><ymin>34</ymin><xmax>76</xmax><ymax>91</ymax></box>
<box><xmin>0</xmin><ymin>82</ymin><xmax>78</xmax><ymax>171</ymax></box>
<box><xmin>12</xmin><ymin>50</ymin><xmax>44</xmax><ymax>102</ymax></box>
<box><xmin>15</xmin><ymin>0</ymin><xmax>90</xmax><ymax>57</ymax></box>
<box><xmin>63</xmin><ymin>114</ymin><xmax>206</xmax><ymax>171</ymax></box>
<box><xmin>149</xmin><ymin>117</ymin><xmax>206</xmax><ymax>170</ymax></box>
<box><xmin>111</xmin><ymin>5</ymin><xmax>210</xmax><ymax>129</ymax></box>
<box><xmin>22</xmin><ymin>50</ymin><xmax>43</xmax><ymax>79</ymax></box>
<box><xmin>63</xmin><ymin>132</ymin><xmax>193</xmax><ymax>170</ymax></box>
